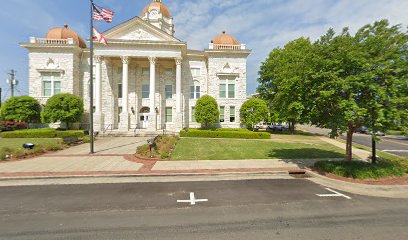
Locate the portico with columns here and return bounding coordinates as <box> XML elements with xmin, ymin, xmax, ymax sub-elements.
<box><xmin>21</xmin><ymin>0</ymin><xmax>251</xmax><ymax>133</ymax></box>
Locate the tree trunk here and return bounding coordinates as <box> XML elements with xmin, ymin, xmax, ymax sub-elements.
<box><xmin>345</xmin><ymin>126</ymin><xmax>354</xmax><ymax>161</ymax></box>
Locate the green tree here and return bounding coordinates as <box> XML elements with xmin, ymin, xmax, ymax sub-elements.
<box><xmin>194</xmin><ymin>95</ymin><xmax>219</xmax><ymax>128</ymax></box>
<box><xmin>240</xmin><ymin>98</ymin><xmax>269</xmax><ymax>130</ymax></box>
<box><xmin>258</xmin><ymin>19</ymin><xmax>408</xmax><ymax>161</ymax></box>
<box><xmin>0</xmin><ymin>96</ymin><xmax>41</xmax><ymax>123</ymax></box>
<box><xmin>258</xmin><ymin>38</ymin><xmax>316</xmax><ymax>134</ymax></box>
<box><xmin>41</xmin><ymin>93</ymin><xmax>84</xmax><ymax>129</ymax></box>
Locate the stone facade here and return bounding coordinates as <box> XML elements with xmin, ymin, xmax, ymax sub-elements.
<box><xmin>20</xmin><ymin>0</ymin><xmax>251</xmax><ymax>132</ymax></box>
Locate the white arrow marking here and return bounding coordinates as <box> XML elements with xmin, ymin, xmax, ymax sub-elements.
<box><xmin>177</xmin><ymin>192</ymin><xmax>208</xmax><ymax>205</ymax></box>
<box><xmin>317</xmin><ymin>188</ymin><xmax>352</xmax><ymax>199</ymax></box>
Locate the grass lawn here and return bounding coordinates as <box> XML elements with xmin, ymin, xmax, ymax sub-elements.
<box><xmin>386</xmin><ymin>130</ymin><xmax>407</xmax><ymax>137</ymax></box>
<box><xmin>170</xmin><ymin>138</ymin><xmax>345</xmax><ymax>160</ymax></box>
<box><xmin>0</xmin><ymin>138</ymin><xmax>63</xmax><ymax>151</ymax></box>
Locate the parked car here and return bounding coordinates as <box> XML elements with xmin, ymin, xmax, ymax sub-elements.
<box><xmin>255</xmin><ymin>123</ymin><xmax>268</xmax><ymax>130</ymax></box>
<box><xmin>267</xmin><ymin>123</ymin><xmax>287</xmax><ymax>131</ymax></box>
<box><xmin>355</xmin><ymin>126</ymin><xmax>369</xmax><ymax>134</ymax></box>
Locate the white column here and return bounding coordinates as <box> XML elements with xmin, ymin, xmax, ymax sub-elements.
<box><xmin>119</xmin><ymin>56</ymin><xmax>129</xmax><ymax>130</ymax></box>
<box><xmin>148</xmin><ymin>56</ymin><xmax>156</xmax><ymax>112</ymax></box>
<box><xmin>121</xmin><ymin>56</ymin><xmax>129</xmax><ymax>114</ymax></box>
<box><xmin>94</xmin><ymin>56</ymin><xmax>104</xmax><ymax>131</ymax></box>
<box><xmin>175</xmin><ymin>57</ymin><xmax>182</xmax><ymax>113</ymax></box>
<box><xmin>95</xmin><ymin>56</ymin><xmax>102</xmax><ymax>113</ymax></box>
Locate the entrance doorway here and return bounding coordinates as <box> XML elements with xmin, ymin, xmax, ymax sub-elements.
<box><xmin>139</xmin><ymin>107</ymin><xmax>150</xmax><ymax>129</ymax></box>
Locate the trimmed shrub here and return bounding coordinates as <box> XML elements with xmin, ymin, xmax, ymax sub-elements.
<box><xmin>41</xmin><ymin>93</ymin><xmax>84</xmax><ymax>129</ymax></box>
<box><xmin>195</xmin><ymin>95</ymin><xmax>219</xmax><ymax>128</ymax></box>
<box><xmin>0</xmin><ymin>96</ymin><xmax>41</xmax><ymax>123</ymax></box>
<box><xmin>192</xmin><ymin>128</ymin><xmax>250</xmax><ymax>132</ymax></box>
<box><xmin>55</xmin><ymin>130</ymin><xmax>86</xmax><ymax>138</ymax></box>
<box><xmin>1</xmin><ymin>128</ymin><xmax>85</xmax><ymax>138</ymax></box>
<box><xmin>180</xmin><ymin>129</ymin><xmax>270</xmax><ymax>139</ymax></box>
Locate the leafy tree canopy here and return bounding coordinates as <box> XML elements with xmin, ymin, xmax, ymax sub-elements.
<box><xmin>194</xmin><ymin>95</ymin><xmax>220</xmax><ymax>128</ymax></box>
<box><xmin>258</xmin><ymin>19</ymin><xmax>408</xmax><ymax>161</ymax></box>
<box><xmin>240</xmin><ymin>98</ymin><xmax>269</xmax><ymax>130</ymax></box>
<box><xmin>41</xmin><ymin>93</ymin><xmax>84</xmax><ymax>127</ymax></box>
<box><xmin>0</xmin><ymin>96</ymin><xmax>41</xmax><ymax>123</ymax></box>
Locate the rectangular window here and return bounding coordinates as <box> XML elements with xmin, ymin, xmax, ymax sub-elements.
<box><xmin>219</xmin><ymin>78</ymin><xmax>235</xmax><ymax>98</ymax></box>
<box><xmin>220</xmin><ymin>106</ymin><xmax>225</xmax><ymax>123</ymax></box>
<box><xmin>43</xmin><ymin>81</ymin><xmax>52</xmax><ymax>96</ymax></box>
<box><xmin>142</xmin><ymin>84</ymin><xmax>149</xmax><ymax>99</ymax></box>
<box><xmin>190</xmin><ymin>84</ymin><xmax>201</xmax><ymax>99</ymax></box>
<box><xmin>219</xmin><ymin>81</ymin><xmax>226</xmax><ymax>98</ymax></box>
<box><xmin>195</xmin><ymin>86</ymin><xmax>201</xmax><ymax>99</ymax></box>
<box><xmin>53</xmin><ymin>81</ymin><xmax>61</xmax><ymax>95</ymax></box>
<box><xmin>118</xmin><ymin>83</ymin><xmax>123</xmax><ymax>98</ymax></box>
<box><xmin>191</xmin><ymin>68</ymin><xmax>200</xmax><ymax>77</ymax></box>
<box><xmin>230</xmin><ymin>106</ymin><xmax>236</xmax><ymax>122</ymax></box>
<box><xmin>142</xmin><ymin>68</ymin><xmax>150</xmax><ymax>76</ymax></box>
<box><xmin>165</xmin><ymin>107</ymin><xmax>173</xmax><ymax>123</ymax></box>
<box><xmin>191</xmin><ymin>107</ymin><xmax>196</xmax><ymax>122</ymax></box>
<box><xmin>228</xmin><ymin>83</ymin><xmax>235</xmax><ymax>98</ymax></box>
<box><xmin>165</xmin><ymin>84</ymin><xmax>173</xmax><ymax>99</ymax></box>
<box><xmin>42</xmin><ymin>72</ymin><xmax>61</xmax><ymax>97</ymax></box>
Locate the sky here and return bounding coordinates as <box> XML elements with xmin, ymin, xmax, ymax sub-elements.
<box><xmin>0</xmin><ymin>0</ymin><xmax>407</xmax><ymax>101</ymax></box>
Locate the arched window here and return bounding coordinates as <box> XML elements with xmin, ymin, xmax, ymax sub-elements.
<box><xmin>190</xmin><ymin>80</ymin><xmax>201</xmax><ymax>99</ymax></box>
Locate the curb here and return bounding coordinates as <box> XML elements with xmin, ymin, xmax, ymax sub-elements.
<box><xmin>306</xmin><ymin>170</ymin><xmax>408</xmax><ymax>199</ymax></box>
<box><xmin>0</xmin><ymin>170</ymin><xmax>291</xmax><ymax>181</ymax></box>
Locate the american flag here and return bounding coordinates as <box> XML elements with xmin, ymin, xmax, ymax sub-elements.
<box><xmin>93</xmin><ymin>27</ymin><xmax>108</xmax><ymax>46</ymax></box>
<box><xmin>92</xmin><ymin>4</ymin><xmax>114</xmax><ymax>23</ymax></box>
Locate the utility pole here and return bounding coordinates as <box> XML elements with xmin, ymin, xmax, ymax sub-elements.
<box><xmin>0</xmin><ymin>87</ymin><xmax>2</xmax><ymax>108</ymax></box>
<box><xmin>7</xmin><ymin>70</ymin><xmax>18</xmax><ymax>98</ymax></box>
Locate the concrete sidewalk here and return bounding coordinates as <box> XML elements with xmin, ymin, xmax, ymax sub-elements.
<box><xmin>319</xmin><ymin>137</ymin><xmax>371</xmax><ymax>160</ymax></box>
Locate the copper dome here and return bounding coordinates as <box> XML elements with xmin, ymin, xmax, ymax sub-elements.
<box><xmin>212</xmin><ymin>31</ymin><xmax>239</xmax><ymax>45</ymax></box>
<box><xmin>45</xmin><ymin>25</ymin><xmax>87</xmax><ymax>48</ymax></box>
<box><xmin>141</xmin><ymin>0</ymin><xmax>171</xmax><ymax>18</ymax></box>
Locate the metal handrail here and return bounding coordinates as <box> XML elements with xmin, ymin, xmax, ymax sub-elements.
<box><xmin>103</xmin><ymin>124</ymin><xmax>113</xmax><ymax>133</ymax></box>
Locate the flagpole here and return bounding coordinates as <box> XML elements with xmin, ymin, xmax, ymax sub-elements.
<box><xmin>89</xmin><ymin>0</ymin><xmax>95</xmax><ymax>154</ymax></box>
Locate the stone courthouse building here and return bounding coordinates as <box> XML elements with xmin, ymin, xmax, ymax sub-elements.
<box><xmin>20</xmin><ymin>0</ymin><xmax>251</xmax><ymax>132</ymax></box>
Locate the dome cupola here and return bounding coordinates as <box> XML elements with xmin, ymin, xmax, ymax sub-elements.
<box><xmin>45</xmin><ymin>24</ymin><xmax>86</xmax><ymax>48</ymax></box>
<box><xmin>141</xmin><ymin>0</ymin><xmax>171</xmax><ymax>18</ymax></box>
<box><xmin>212</xmin><ymin>31</ymin><xmax>239</xmax><ymax>45</ymax></box>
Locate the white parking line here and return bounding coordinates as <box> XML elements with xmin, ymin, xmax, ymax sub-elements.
<box><xmin>177</xmin><ymin>192</ymin><xmax>208</xmax><ymax>205</ymax></box>
<box><xmin>317</xmin><ymin>188</ymin><xmax>352</xmax><ymax>200</ymax></box>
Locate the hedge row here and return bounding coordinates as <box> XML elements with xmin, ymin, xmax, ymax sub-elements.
<box><xmin>180</xmin><ymin>129</ymin><xmax>270</xmax><ymax>139</ymax></box>
<box><xmin>192</xmin><ymin>128</ymin><xmax>250</xmax><ymax>132</ymax></box>
<box><xmin>1</xmin><ymin>128</ymin><xmax>86</xmax><ymax>138</ymax></box>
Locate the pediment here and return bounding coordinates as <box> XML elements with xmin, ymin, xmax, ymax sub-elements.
<box><xmin>103</xmin><ymin>17</ymin><xmax>180</xmax><ymax>42</ymax></box>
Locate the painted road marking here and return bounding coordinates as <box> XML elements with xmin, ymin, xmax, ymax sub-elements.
<box><xmin>383</xmin><ymin>150</ymin><xmax>408</xmax><ymax>153</ymax></box>
<box><xmin>177</xmin><ymin>192</ymin><xmax>208</xmax><ymax>205</ymax></box>
<box><xmin>382</xmin><ymin>138</ymin><xmax>408</xmax><ymax>147</ymax></box>
<box><xmin>317</xmin><ymin>188</ymin><xmax>352</xmax><ymax>200</ymax></box>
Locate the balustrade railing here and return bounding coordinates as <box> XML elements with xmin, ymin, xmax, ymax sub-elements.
<box><xmin>30</xmin><ymin>37</ymin><xmax>76</xmax><ymax>46</ymax></box>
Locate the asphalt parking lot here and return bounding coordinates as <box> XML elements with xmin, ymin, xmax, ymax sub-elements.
<box><xmin>0</xmin><ymin>179</ymin><xmax>407</xmax><ymax>240</ymax></box>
